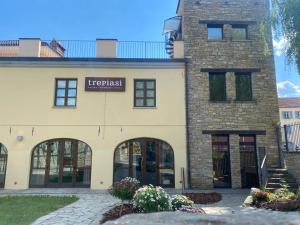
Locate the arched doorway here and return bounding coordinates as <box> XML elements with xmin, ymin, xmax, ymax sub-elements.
<box><xmin>30</xmin><ymin>139</ymin><xmax>92</xmax><ymax>188</ymax></box>
<box><xmin>113</xmin><ymin>138</ymin><xmax>175</xmax><ymax>188</ymax></box>
<box><xmin>0</xmin><ymin>143</ymin><xmax>7</xmax><ymax>188</ymax></box>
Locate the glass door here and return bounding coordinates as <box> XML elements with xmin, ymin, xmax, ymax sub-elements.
<box><xmin>144</xmin><ymin>141</ymin><xmax>157</xmax><ymax>185</ymax></box>
<box><xmin>131</xmin><ymin>141</ymin><xmax>143</xmax><ymax>183</ymax></box>
<box><xmin>47</xmin><ymin>141</ymin><xmax>60</xmax><ymax>187</ymax></box>
<box><xmin>212</xmin><ymin>135</ymin><xmax>232</xmax><ymax>188</ymax></box>
<box><xmin>61</xmin><ymin>141</ymin><xmax>75</xmax><ymax>187</ymax></box>
<box><xmin>0</xmin><ymin>156</ymin><xmax>7</xmax><ymax>188</ymax></box>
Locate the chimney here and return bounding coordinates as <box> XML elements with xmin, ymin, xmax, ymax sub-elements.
<box><xmin>18</xmin><ymin>38</ymin><xmax>41</xmax><ymax>57</ymax></box>
<box><xmin>96</xmin><ymin>39</ymin><xmax>118</xmax><ymax>58</ymax></box>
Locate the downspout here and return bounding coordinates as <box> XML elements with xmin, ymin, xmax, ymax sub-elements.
<box><xmin>184</xmin><ymin>59</ymin><xmax>192</xmax><ymax>189</ymax></box>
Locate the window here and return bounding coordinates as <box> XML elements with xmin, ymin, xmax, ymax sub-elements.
<box><xmin>55</xmin><ymin>79</ymin><xmax>77</xmax><ymax>107</ymax></box>
<box><xmin>207</xmin><ymin>24</ymin><xmax>223</xmax><ymax>40</ymax></box>
<box><xmin>134</xmin><ymin>80</ymin><xmax>156</xmax><ymax>107</ymax></box>
<box><xmin>295</xmin><ymin>111</ymin><xmax>300</xmax><ymax>119</ymax></box>
<box><xmin>232</xmin><ymin>25</ymin><xmax>248</xmax><ymax>40</ymax></box>
<box><xmin>235</xmin><ymin>73</ymin><xmax>252</xmax><ymax>101</ymax></box>
<box><xmin>282</xmin><ymin>111</ymin><xmax>293</xmax><ymax>119</ymax></box>
<box><xmin>209</xmin><ymin>73</ymin><xmax>226</xmax><ymax>101</ymax></box>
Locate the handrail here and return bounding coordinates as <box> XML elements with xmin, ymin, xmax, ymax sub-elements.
<box><xmin>258</xmin><ymin>147</ymin><xmax>268</xmax><ymax>189</ymax></box>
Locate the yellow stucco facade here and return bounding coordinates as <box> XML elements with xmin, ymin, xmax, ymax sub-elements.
<box><xmin>0</xmin><ymin>61</ymin><xmax>187</xmax><ymax>189</ymax></box>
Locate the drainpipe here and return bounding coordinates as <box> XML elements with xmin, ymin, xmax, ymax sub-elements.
<box><xmin>184</xmin><ymin>60</ymin><xmax>192</xmax><ymax>189</ymax></box>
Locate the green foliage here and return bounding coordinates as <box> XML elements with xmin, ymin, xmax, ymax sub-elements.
<box><xmin>133</xmin><ymin>185</ymin><xmax>171</xmax><ymax>213</ymax></box>
<box><xmin>271</xmin><ymin>0</ymin><xmax>300</xmax><ymax>73</ymax></box>
<box><xmin>268</xmin><ymin>181</ymin><xmax>296</xmax><ymax>201</ymax></box>
<box><xmin>112</xmin><ymin>178</ymin><xmax>140</xmax><ymax>201</ymax></box>
<box><xmin>171</xmin><ymin>195</ymin><xmax>194</xmax><ymax>210</ymax></box>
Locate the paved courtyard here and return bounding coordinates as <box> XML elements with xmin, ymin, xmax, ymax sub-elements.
<box><xmin>0</xmin><ymin>189</ymin><xmax>299</xmax><ymax>225</ymax></box>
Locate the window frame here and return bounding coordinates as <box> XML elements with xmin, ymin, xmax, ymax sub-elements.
<box><xmin>134</xmin><ymin>79</ymin><xmax>156</xmax><ymax>108</ymax></box>
<box><xmin>207</xmin><ymin>24</ymin><xmax>224</xmax><ymax>41</ymax></box>
<box><xmin>209</xmin><ymin>72</ymin><xmax>227</xmax><ymax>102</ymax></box>
<box><xmin>232</xmin><ymin>24</ymin><xmax>248</xmax><ymax>40</ymax></box>
<box><xmin>235</xmin><ymin>72</ymin><xmax>253</xmax><ymax>101</ymax></box>
<box><xmin>282</xmin><ymin>111</ymin><xmax>293</xmax><ymax>119</ymax></box>
<box><xmin>54</xmin><ymin>78</ymin><xmax>78</xmax><ymax>107</ymax></box>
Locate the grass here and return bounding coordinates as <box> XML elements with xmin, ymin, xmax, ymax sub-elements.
<box><xmin>0</xmin><ymin>195</ymin><xmax>79</xmax><ymax>225</ymax></box>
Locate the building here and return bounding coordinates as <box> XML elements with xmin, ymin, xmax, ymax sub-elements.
<box><xmin>279</xmin><ymin>97</ymin><xmax>300</xmax><ymax>125</ymax></box>
<box><xmin>0</xmin><ymin>0</ymin><xmax>281</xmax><ymax>190</ymax></box>
<box><xmin>166</xmin><ymin>0</ymin><xmax>280</xmax><ymax>189</ymax></box>
<box><xmin>0</xmin><ymin>39</ymin><xmax>186</xmax><ymax>189</ymax></box>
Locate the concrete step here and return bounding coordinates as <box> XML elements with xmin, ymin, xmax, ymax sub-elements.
<box><xmin>268</xmin><ymin>168</ymin><xmax>289</xmax><ymax>174</ymax></box>
<box><xmin>266</xmin><ymin>182</ymin><xmax>298</xmax><ymax>189</ymax></box>
<box><xmin>268</xmin><ymin>177</ymin><xmax>296</xmax><ymax>183</ymax></box>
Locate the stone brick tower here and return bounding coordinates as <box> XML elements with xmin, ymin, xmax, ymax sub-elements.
<box><xmin>176</xmin><ymin>0</ymin><xmax>280</xmax><ymax>188</ymax></box>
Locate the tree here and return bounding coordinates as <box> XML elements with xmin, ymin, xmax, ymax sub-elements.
<box><xmin>271</xmin><ymin>0</ymin><xmax>300</xmax><ymax>73</ymax></box>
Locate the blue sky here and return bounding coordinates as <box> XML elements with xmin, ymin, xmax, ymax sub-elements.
<box><xmin>1</xmin><ymin>0</ymin><xmax>299</xmax><ymax>97</ymax></box>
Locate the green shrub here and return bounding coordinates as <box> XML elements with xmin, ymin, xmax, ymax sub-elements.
<box><xmin>133</xmin><ymin>185</ymin><xmax>171</xmax><ymax>213</ymax></box>
<box><xmin>171</xmin><ymin>195</ymin><xmax>194</xmax><ymax>210</ymax></box>
<box><xmin>112</xmin><ymin>178</ymin><xmax>140</xmax><ymax>201</ymax></box>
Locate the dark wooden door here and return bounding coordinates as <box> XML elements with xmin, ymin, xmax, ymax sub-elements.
<box><xmin>212</xmin><ymin>135</ymin><xmax>232</xmax><ymax>188</ymax></box>
<box><xmin>240</xmin><ymin>135</ymin><xmax>259</xmax><ymax>188</ymax></box>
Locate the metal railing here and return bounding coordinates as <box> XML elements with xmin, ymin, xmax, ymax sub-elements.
<box><xmin>258</xmin><ymin>147</ymin><xmax>268</xmax><ymax>188</ymax></box>
<box><xmin>281</xmin><ymin>123</ymin><xmax>300</xmax><ymax>152</ymax></box>
<box><xmin>0</xmin><ymin>39</ymin><xmax>170</xmax><ymax>59</ymax></box>
<box><xmin>42</xmin><ymin>40</ymin><xmax>169</xmax><ymax>59</ymax></box>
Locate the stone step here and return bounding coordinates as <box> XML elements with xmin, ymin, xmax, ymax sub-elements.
<box><xmin>268</xmin><ymin>177</ymin><xmax>296</xmax><ymax>183</ymax></box>
<box><xmin>266</xmin><ymin>182</ymin><xmax>298</xmax><ymax>189</ymax></box>
<box><xmin>268</xmin><ymin>168</ymin><xmax>288</xmax><ymax>174</ymax></box>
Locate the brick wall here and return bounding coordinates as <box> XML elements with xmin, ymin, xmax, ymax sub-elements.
<box><xmin>181</xmin><ymin>0</ymin><xmax>280</xmax><ymax>188</ymax></box>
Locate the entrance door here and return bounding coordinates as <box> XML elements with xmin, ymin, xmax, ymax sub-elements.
<box><xmin>132</xmin><ymin>140</ymin><xmax>158</xmax><ymax>186</ymax></box>
<box><xmin>47</xmin><ymin>140</ymin><xmax>76</xmax><ymax>187</ymax></box>
<box><xmin>114</xmin><ymin>138</ymin><xmax>175</xmax><ymax>187</ymax></box>
<box><xmin>30</xmin><ymin>139</ymin><xmax>92</xmax><ymax>188</ymax></box>
<box><xmin>240</xmin><ymin>135</ymin><xmax>259</xmax><ymax>188</ymax></box>
<box><xmin>212</xmin><ymin>135</ymin><xmax>231</xmax><ymax>188</ymax></box>
<box><xmin>0</xmin><ymin>144</ymin><xmax>7</xmax><ymax>188</ymax></box>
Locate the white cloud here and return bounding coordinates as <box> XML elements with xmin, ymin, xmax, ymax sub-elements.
<box><xmin>277</xmin><ymin>81</ymin><xmax>300</xmax><ymax>97</ymax></box>
<box><xmin>273</xmin><ymin>37</ymin><xmax>288</xmax><ymax>56</ymax></box>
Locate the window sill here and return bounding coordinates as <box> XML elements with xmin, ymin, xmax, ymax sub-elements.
<box><xmin>234</xmin><ymin>99</ymin><xmax>257</xmax><ymax>103</ymax></box>
<box><xmin>133</xmin><ymin>107</ymin><xmax>157</xmax><ymax>109</ymax></box>
<box><xmin>209</xmin><ymin>100</ymin><xmax>231</xmax><ymax>103</ymax></box>
<box><xmin>231</xmin><ymin>39</ymin><xmax>251</xmax><ymax>42</ymax></box>
<box><xmin>52</xmin><ymin>106</ymin><xmax>77</xmax><ymax>109</ymax></box>
<box><xmin>207</xmin><ymin>39</ymin><xmax>226</xmax><ymax>42</ymax></box>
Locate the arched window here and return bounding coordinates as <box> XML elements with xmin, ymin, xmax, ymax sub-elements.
<box><xmin>0</xmin><ymin>143</ymin><xmax>7</xmax><ymax>188</ymax></box>
<box><xmin>114</xmin><ymin>138</ymin><xmax>175</xmax><ymax>188</ymax></box>
<box><xmin>30</xmin><ymin>139</ymin><xmax>92</xmax><ymax>188</ymax></box>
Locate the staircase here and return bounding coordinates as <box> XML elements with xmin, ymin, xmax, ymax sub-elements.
<box><xmin>265</xmin><ymin>168</ymin><xmax>298</xmax><ymax>192</ymax></box>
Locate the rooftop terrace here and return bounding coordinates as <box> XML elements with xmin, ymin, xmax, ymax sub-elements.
<box><xmin>0</xmin><ymin>38</ymin><xmax>184</xmax><ymax>59</ymax></box>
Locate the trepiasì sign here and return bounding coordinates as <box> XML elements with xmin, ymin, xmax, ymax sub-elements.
<box><xmin>85</xmin><ymin>77</ymin><xmax>125</xmax><ymax>92</ymax></box>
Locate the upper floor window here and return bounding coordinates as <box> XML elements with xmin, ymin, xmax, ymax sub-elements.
<box><xmin>134</xmin><ymin>79</ymin><xmax>156</xmax><ymax>107</ymax></box>
<box><xmin>295</xmin><ymin>111</ymin><xmax>300</xmax><ymax>119</ymax></box>
<box><xmin>207</xmin><ymin>24</ymin><xmax>223</xmax><ymax>40</ymax></box>
<box><xmin>209</xmin><ymin>73</ymin><xmax>226</xmax><ymax>101</ymax></box>
<box><xmin>55</xmin><ymin>79</ymin><xmax>77</xmax><ymax>107</ymax></box>
<box><xmin>235</xmin><ymin>73</ymin><xmax>252</xmax><ymax>101</ymax></box>
<box><xmin>282</xmin><ymin>111</ymin><xmax>293</xmax><ymax>119</ymax></box>
<box><xmin>232</xmin><ymin>25</ymin><xmax>248</xmax><ymax>40</ymax></box>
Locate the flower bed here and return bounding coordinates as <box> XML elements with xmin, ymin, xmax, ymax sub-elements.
<box><xmin>184</xmin><ymin>192</ymin><xmax>222</xmax><ymax>204</ymax></box>
<box><xmin>102</xmin><ymin>178</ymin><xmax>207</xmax><ymax>223</ymax></box>
<box><xmin>101</xmin><ymin>204</ymin><xmax>136</xmax><ymax>224</ymax></box>
<box><xmin>247</xmin><ymin>184</ymin><xmax>300</xmax><ymax>212</ymax></box>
